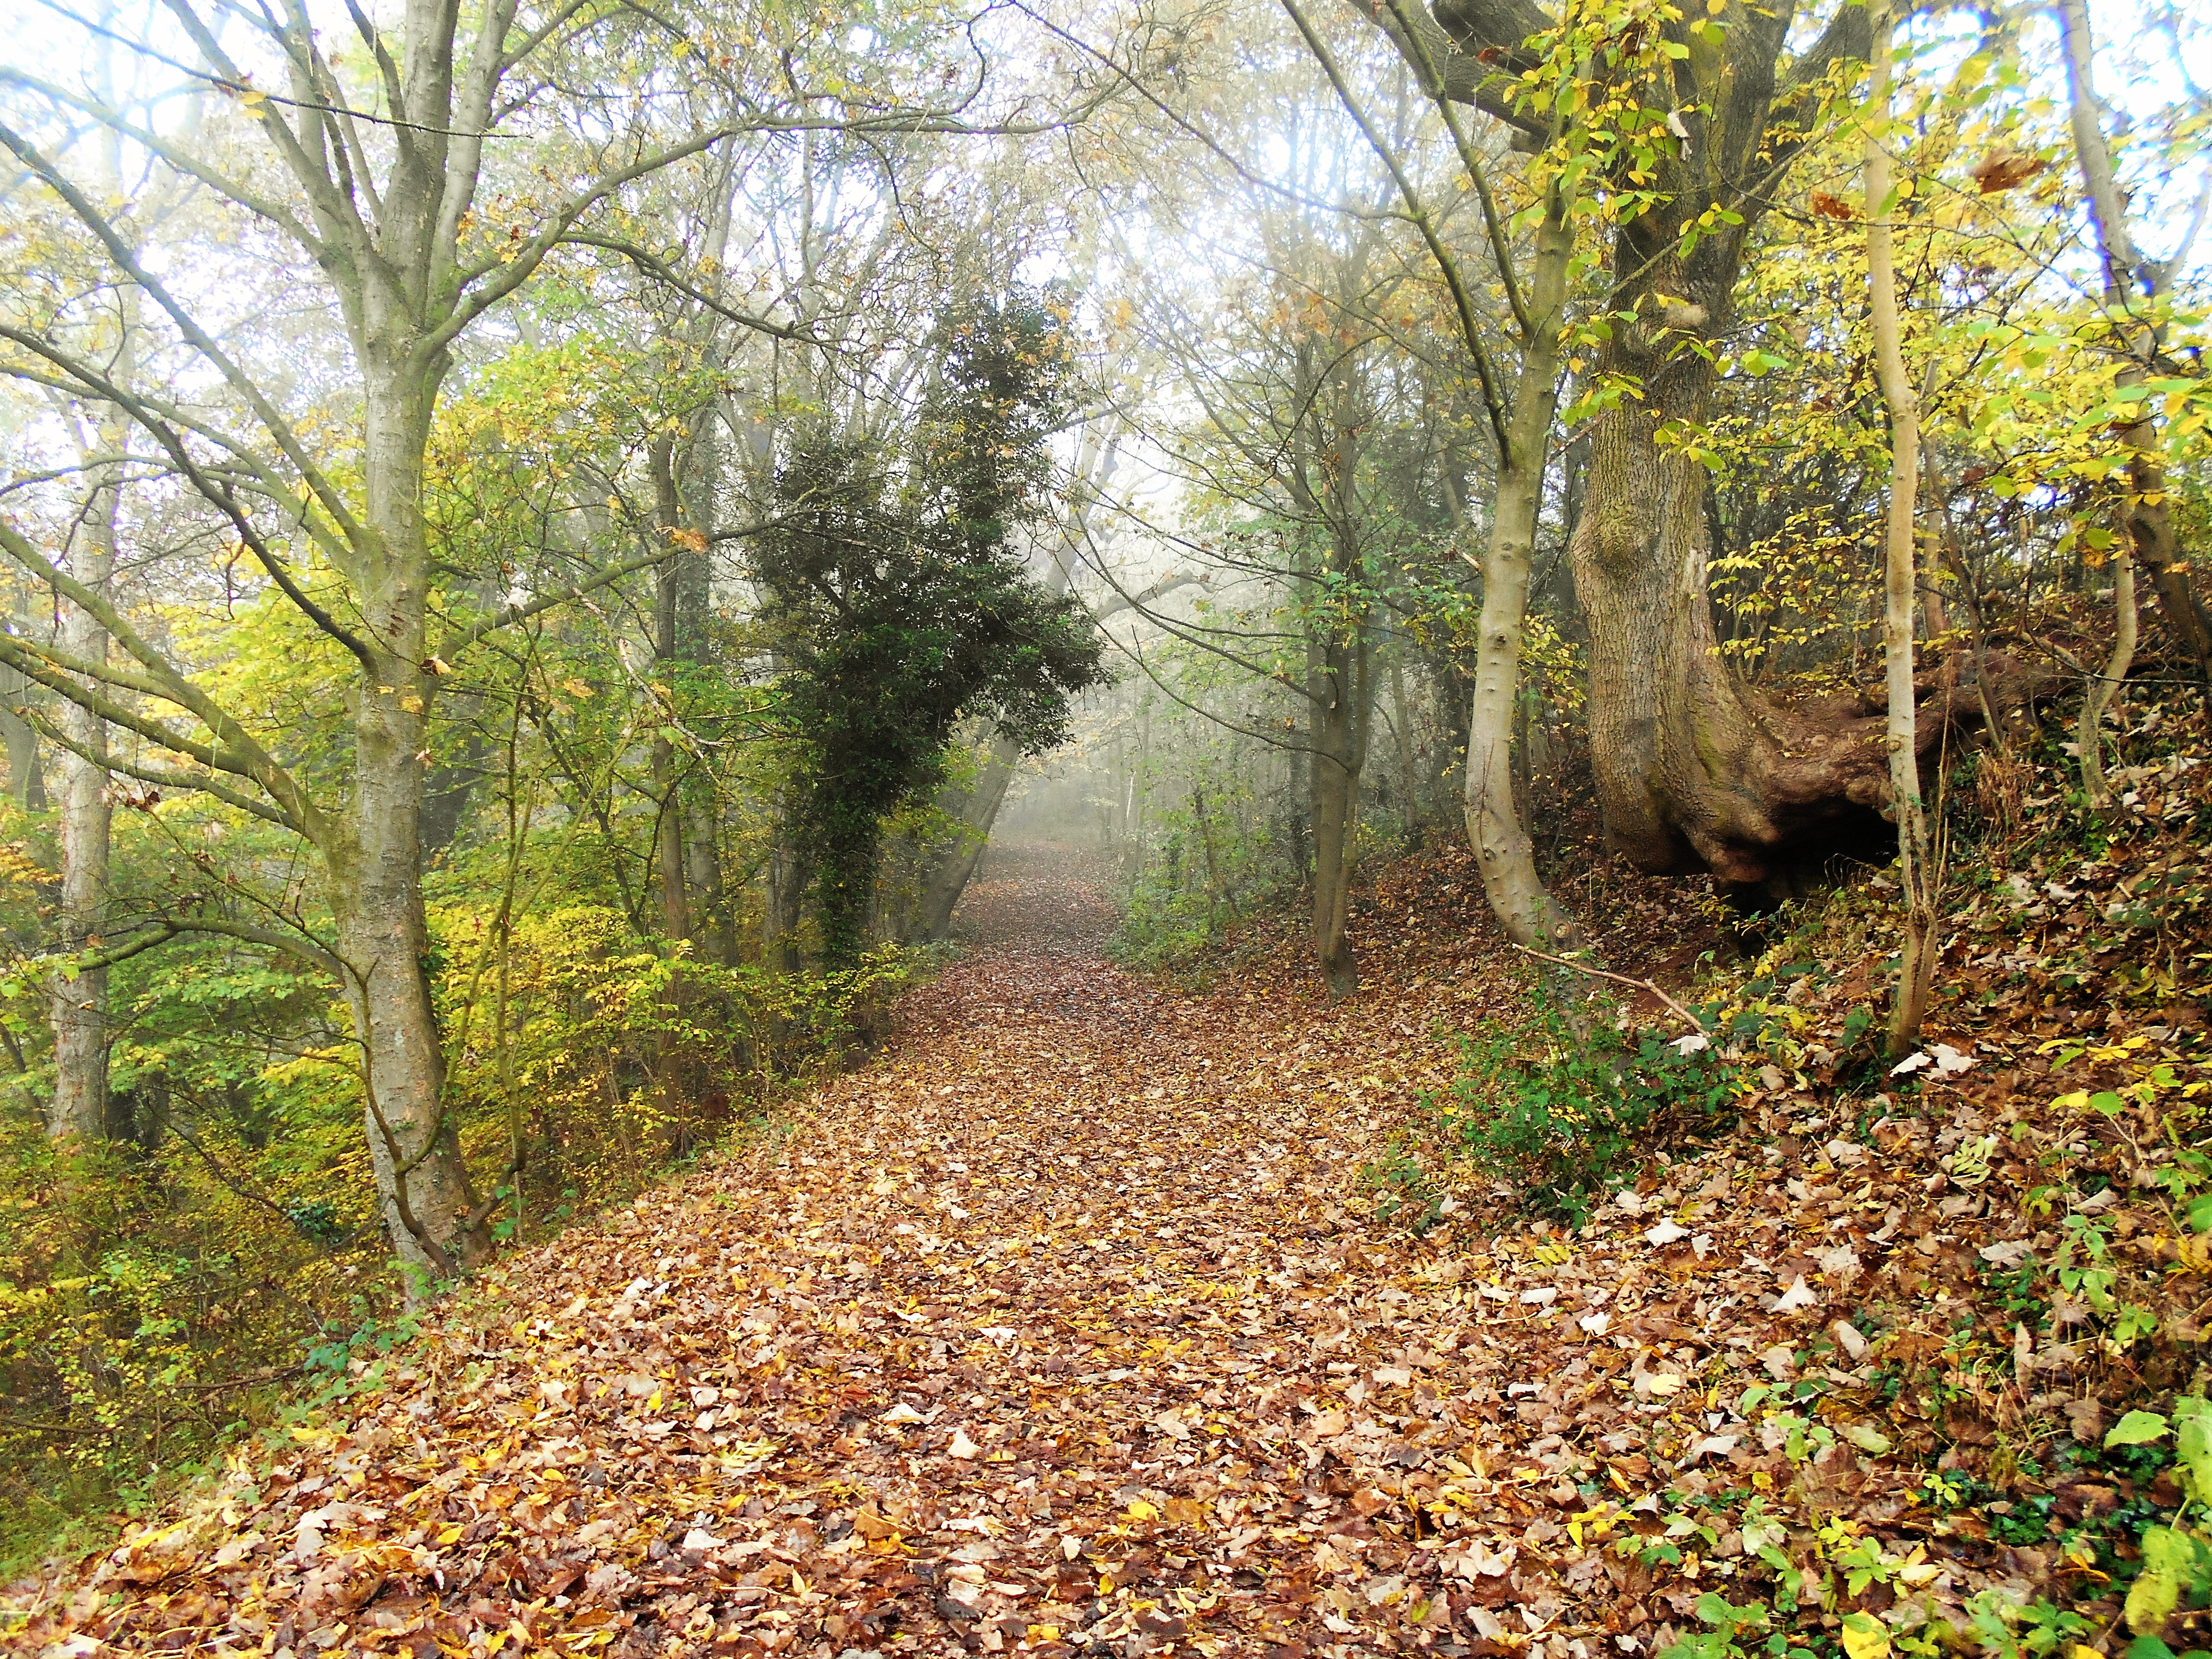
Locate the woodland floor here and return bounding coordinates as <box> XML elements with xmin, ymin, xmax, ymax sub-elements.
<box><xmin>15</xmin><ymin>817</ymin><xmax>2211</xmax><ymax>1659</ymax></box>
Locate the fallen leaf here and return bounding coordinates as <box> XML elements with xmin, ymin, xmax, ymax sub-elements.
<box><xmin>1775</xmin><ymin>1275</ymin><xmax>1819</xmax><ymax>1313</ymax></box>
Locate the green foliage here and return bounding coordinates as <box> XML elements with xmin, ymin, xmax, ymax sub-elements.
<box><xmin>1428</xmin><ymin>1000</ymin><xmax>1737</xmax><ymax>1223</ymax></box>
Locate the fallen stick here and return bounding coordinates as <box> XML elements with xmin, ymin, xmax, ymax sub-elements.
<box><xmin>1508</xmin><ymin>943</ymin><xmax>1706</xmax><ymax>1034</ymax></box>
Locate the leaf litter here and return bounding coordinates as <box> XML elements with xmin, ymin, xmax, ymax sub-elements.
<box><xmin>12</xmin><ymin>767</ymin><xmax>2212</xmax><ymax>1659</ymax></box>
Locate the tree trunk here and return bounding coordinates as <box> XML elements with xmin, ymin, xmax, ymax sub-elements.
<box><xmin>46</xmin><ymin>415</ymin><xmax>122</xmax><ymax>1142</ymax></box>
<box><xmin>763</xmin><ymin>820</ymin><xmax>807</xmax><ymax>972</ymax></box>
<box><xmin>1309</xmin><ymin>632</ymin><xmax>1366</xmax><ymax>1000</ymax></box>
<box><xmin>0</xmin><ymin>662</ymin><xmax>46</xmax><ymax>809</ymax></box>
<box><xmin>914</xmin><ymin>734</ymin><xmax>1021</xmax><ymax>941</ymax></box>
<box><xmin>1389</xmin><ymin>650</ymin><xmax>1420</xmax><ymax>840</ymax></box>
<box><xmin>684</xmin><ymin>795</ymin><xmax>731</xmax><ymax>964</ymax></box>
<box><xmin>344</xmin><ymin>908</ymin><xmax>478</xmax><ymax>1285</ymax></box>
<box><xmin>2057</xmin><ymin>0</ymin><xmax>2210</xmax><ymax>686</ymax></box>
<box><xmin>669</xmin><ymin>427</ymin><xmax>736</xmax><ymax>964</ymax></box>
<box><xmin>1463</xmin><ymin>190</ymin><xmax>1586</xmax><ymax>951</ymax></box>
<box><xmin>1568</xmin><ymin>270</ymin><xmax>1898</xmax><ymax>887</ymax></box>
<box><xmin>2078</xmin><ymin>553</ymin><xmax>2138</xmax><ymax>814</ymax></box>
<box><xmin>1367</xmin><ymin>0</ymin><xmax>1881</xmax><ymax>887</ymax></box>
<box><xmin>1867</xmin><ymin>6</ymin><xmax>1936</xmax><ymax>1056</ymax></box>
<box><xmin>345</xmin><ymin>365</ymin><xmax>484</xmax><ymax>1280</ymax></box>
<box><xmin>650</xmin><ymin>435</ymin><xmax>697</xmax><ymax>947</ymax></box>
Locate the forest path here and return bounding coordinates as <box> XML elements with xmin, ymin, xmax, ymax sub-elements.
<box><xmin>38</xmin><ymin>845</ymin><xmax>1627</xmax><ymax>1659</ymax></box>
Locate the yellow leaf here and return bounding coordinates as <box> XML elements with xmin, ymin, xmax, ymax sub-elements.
<box><xmin>1841</xmin><ymin>1613</ymin><xmax>1891</xmax><ymax>1659</ymax></box>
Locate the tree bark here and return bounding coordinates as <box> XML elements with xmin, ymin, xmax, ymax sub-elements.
<box><xmin>1389</xmin><ymin>650</ymin><xmax>1420</xmax><ymax>839</ymax></box>
<box><xmin>913</xmin><ymin>734</ymin><xmax>1021</xmax><ymax>941</ymax></box>
<box><xmin>46</xmin><ymin>420</ymin><xmax>119</xmax><ymax>1142</ymax></box>
<box><xmin>764</xmin><ymin>819</ymin><xmax>807</xmax><ymax>972</ymax></box>
<box><xmin>1567</xmin><ymin>270</ymin><xmax>1899</xmax><ymax>885</ymax></box>
<box><xmin>2057</xmin><ymin>0</ymin><xmax>2212</xmax><ymax>686</ymax></box>
<box><xmin>1866</xmin><ymin>6</ymin><xmax>1936</xmax><ymax>1056</ymax></box>
<box><xmin>0</xmin><ymin>662</ymin><xmax>46</xmax><ymax>809</ymax></box>
<box><xmin>344</xmin><ymin>361</ymin><xmax>484</xmax><ymax>1279</ymax></box>
<box><xmin>1372</xmin><ymin>0</ymin><xmax>1885</xmax><ymax>887</ymax></box>
<box><xmin>1309</xmin><ymin>628</ymin><xmax>1368</xmax><ymax>1000</ymax></box>
<box><xmin>650</xmin><ymin>435</ymin><xmax>697</xmax><ymax>947</ymax></box>
<box><xmin>1463</xmin><ymin>189</ymin><xmax>1586</xmax><ymax>951</ymax></box>
<box><xmin>2078</xmin><ymin>553</ymin><xmax>2137</xmax><ymax>814</ymax></box>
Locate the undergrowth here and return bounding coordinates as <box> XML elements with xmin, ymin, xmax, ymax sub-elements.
<box><xmin>1371</xmin><ymin>1002</ymin><xmax>1739</xmax><ymax>1228</ymax></box>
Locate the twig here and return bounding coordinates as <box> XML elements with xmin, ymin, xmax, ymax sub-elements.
<box><xmin>1507</xmin><ymin>944</ymin><xmax>1706</xmax><ymax>1033</ymax></box>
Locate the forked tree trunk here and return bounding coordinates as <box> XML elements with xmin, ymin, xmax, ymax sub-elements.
<box><xmin>1866</xmin><ymin>7</ymin><xmax>1936</xmax><ymax>1055</ymax></box>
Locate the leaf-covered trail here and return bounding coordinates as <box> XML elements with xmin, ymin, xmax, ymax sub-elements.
<box><xmin>24</xmin><ymin>843</ymin><xmax>2047</xmax><ymax>1659</ymax></box>
<box><xmin>30</xmin><ymin>843</ymin><xmax>1527</xmax><ymax>1655</ymax></box>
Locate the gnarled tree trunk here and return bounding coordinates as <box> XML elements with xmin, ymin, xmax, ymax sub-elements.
<box><xmin>1377</xmin><ymin>0</ymin><xmax>1883</xmax><ymax>888</ymax></box>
